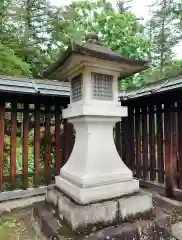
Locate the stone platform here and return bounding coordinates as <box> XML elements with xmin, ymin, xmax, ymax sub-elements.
<box><xmin>44</xmin><ymin>185</ymin><xmax>153</xmax><ymax>234</ymax></box>
<box><xmin>33</xmin><ymin>201</ymin><xmax>171</xmax><ymax>240</ymax></box>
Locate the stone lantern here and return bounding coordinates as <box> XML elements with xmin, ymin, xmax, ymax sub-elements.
<box><xmin>43</xmin><ymin>33</ymin><xmax>153</xmax><ymax>236</ymax></box>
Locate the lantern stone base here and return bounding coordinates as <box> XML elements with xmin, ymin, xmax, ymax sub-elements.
<box><xmin>58</xmin><ymin>114</ymin><xmax>139</xmax><ymax>204</ymax></box>
<box><xmin>55</xmin><ymin>176</ymin><xmax>139</xmax><ymax>205</ymax></box>
<box><xmin>45</xmin><ymin>185</ymin><xmax>153</xmax><ymax>234</ymax></box>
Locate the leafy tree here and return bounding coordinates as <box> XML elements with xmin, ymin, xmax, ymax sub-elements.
<box><xmin>5</xmin><ymin>0</ymin><xmax>53</xmax><ymax>77</ymax></box>
<box><xmin>50</xmin><ymin>0</ymin><xmax>149</xmax><ymax>89</ymax></box>
<box><xmin>0</xmin><ymin>42</ymin><xmax>30</xmax><ymax>76</ymax></box>
<box><xmin>147</xmin><ymin>0</ymin><xmax>179</xmax><ymax>71</ymax></box>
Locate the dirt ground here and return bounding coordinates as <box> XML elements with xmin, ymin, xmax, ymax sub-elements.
<box><xmin>0</xmin><ymin>207</ymin><xmax>40</xmax><ymax>240</ymax></box>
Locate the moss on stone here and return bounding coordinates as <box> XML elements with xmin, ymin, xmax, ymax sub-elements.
<box><xmin>119</xmin><ymin>209</ymin><xmax>155</xmax><ymax>223</ymax></box>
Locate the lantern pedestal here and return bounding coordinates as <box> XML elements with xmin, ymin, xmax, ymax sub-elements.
<box><xmin>55</xmin><ymin>105</ymin><xmax>140</xmax><ymax>204</ymax></box>
<box><xmin>55</xmin><ymin>102</ymin><xmax>139</xmax><ymax>204</ymax></box>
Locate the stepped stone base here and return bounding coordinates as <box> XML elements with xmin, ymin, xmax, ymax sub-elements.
<box><xmin>32</xmin><ymin>202</ymin><xmax>171</xmax><ymax>240</ymax></box>
<box><xmin>45</xmin><ymin>185</ymin><xmax>153</xmax><ymax>234</ymax></box>
<box><xmin>55</xmin><ymin>175</ymin><xmax>139</xmax><ymax>204</ymax></box>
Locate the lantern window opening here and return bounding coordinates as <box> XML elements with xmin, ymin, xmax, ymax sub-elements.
<box><xmin>91</xmin><ymin>72</ymin><xmax>113</xmax><ymax>101</ymax></box>
<box><xmin>71</xmin><ymin>74</ymin><xmax>83</xmax><ymax>102</ymax></box>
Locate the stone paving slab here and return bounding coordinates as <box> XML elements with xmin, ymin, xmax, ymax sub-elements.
<box><xmin>0</xmin><ymin>195</ymin><xmax>45</xmax><ymax>213</ymax></box>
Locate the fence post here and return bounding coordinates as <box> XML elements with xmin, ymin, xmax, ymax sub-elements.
<box><xmin>148</xmin><ymin>103</ymin><xmax>156</xmax><ymax>181</ymax></box>
<box><xmin>135</xmin><ymin>106</ymin><xmax>141</xmax><ymax>178</ymax></box>
<box><xmin>55</xmin><ymin>103</ymin><xmax>61</xmax><ymax>175</ymax></box>
<box><xmin>141</xmin><ymin>105</ymin><xmax>148</xmax><ymax>181</ymax></box>
<box><xmin>34</xmin><ymin>101</ymin><xmax>40</xmax><ymax>186</ymax></box>
<box><xmin>178</xmin><ymin>100</ymin><xmax>182</xmax><ymax>189</ymax></box>
<box><xmin>23</xmin><ymin>103</ymin><xmax>29</xmax><ymax>189</ymax></box>
<box><xmin>156</xmin><ymin>103</ymin><xmax>164</xmax><ymax>184</ymax></box>
<box><xmin>115</xmin><ymin>121</ymin><xmax>121</xmax><ymax>157</ymax></box>
<box><xmin>171</xmin><ymin>102</ymin><xmax>177</xmax><ymax>188</ymax></box>
<box><xmin>0</xmin><ymin>102</ymin><xmax>5</xmax><ymax>191</ymax></box>
<box><xmin>64</xmin><ymin>119</ymin><xmax>74</xmax><ymax>163</ymax></box>
<box><xmin>164</xmin><ymin>102</ymin><xmax>173</xmax><ymax>198</ymax></box>
<box><xmin>128</xmin><ymin>105</ymin><xmax>135</xmax><ymax>171</ymax></box>
<box><xmin>44</xmin><ymin>104</ymin><xmax>51</xmax><ymax>185</ymax></box>
<box><xmin>10</xmin><ymin>102</ymin><xmax>17</xmax><ymax>188</ymax></box>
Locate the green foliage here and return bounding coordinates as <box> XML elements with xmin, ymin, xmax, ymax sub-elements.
<box><xmin>146</xmin><ymin>0</ymin><xmax>182</xmax><ymax>73</ymax></box>
<box><xmin>0</xmin><ymin>42</ymin><xmax>30</xmax><ymax>76</ymax></box>
<box><xmin>1</xmin><ymin>0</ymin><xmax>182</xmax><ymax>85</ymax></box>
<box><xmin>51</xmin><ymin>0</ymin><xmax>149</xmax><ymax>59</ymax></box>
<box><xmin>0</xmin><ymin>217</ymin><xmax>17</xmax><ymax>239</ymax></box>
<box><xmin>141</xmin><ymin>60</ymin><xmax>182</xmax><ymax>84</ymax></box>
<box><xmin>50</xmin><ymin>0</ymin><xmax>149</xmax><ymax>89</ymax></box>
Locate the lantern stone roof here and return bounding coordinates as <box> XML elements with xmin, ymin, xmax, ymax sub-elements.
<box><xmin>43</xmin><ymin>33</ymin><xmax>150</xmax><ymax>80</ymax></box>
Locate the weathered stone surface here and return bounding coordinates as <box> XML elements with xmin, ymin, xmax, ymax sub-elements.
<box><xmin>84</xmin><ymin>220</ymin><xmax>154</xmax><ymax>240</ymax></box>
<box><xmin>33</xmin><ymin>203</ymin><xmax>61</xmax><ymax>240</ymax></box>
<box><xmin>172</xmin><ymin>221</ymin><xmax>182</xmax><ymax>240</ymax></box>
<box><xmin>56</xmin><ymin>176</ymin><xmax>139</xmax><ymax>204</ymax></box>
<box><xmin>33</xmin><ymin>202</ymin><xmax>172</xmax><ymax>240</ymax></box>
<box><xmin>155</xmin><ymin>212</ymin><xmax>171</xmax><ymax>233</ymax></box>
<box><xmin>46</xmin><ymin>187</ymin><xmax>62</xmax><ymax>206</ymax></box>
<box><xmin>57</xmin><ymin>194</ymin><xmax>118</xmax><ymax>231</ymax></box>
<box><xmin>45</xmin><ymin>186</ymin><xmax>154</xmax><ymax>234</ymax></box>
<box><xmin>118</xmin><ymin>193</ymin><xmax>153</xmax><ymax>220</ymax></box>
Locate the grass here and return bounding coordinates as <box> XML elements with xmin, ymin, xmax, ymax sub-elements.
<box><xmin>0</xmin><ymin>208</ymin><xmax>40</xmax><ymax>240</ymax></box>
<box><xmin>0</xmin><ymin>217</ymin><xmax>17</xmax><ymax>239</ymax></box>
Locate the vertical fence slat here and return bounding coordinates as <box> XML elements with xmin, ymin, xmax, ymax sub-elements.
<box><xmin>55</xmin><ymin>104</ymin><xmax>61</xmax><ymax>175</ymax></box>
<box><xmin>178</xmin><ymin>100</ymin><xmax>182</xmax><ymax>189</ymax></box>
<box><xmin>0</xmin><ymin>102</ymin><xmax>5</xmax><ymax>191</ymax></box>
<box><xmin>156</xmin><ymin>103</ymin><xmax>164</xmax><ymax>184</ymax></box>
<box><xmin>164</xmin><ymin>102</ymin><xmax>173</xmax><ymax>197</ymax></box>
<box><xmin>10</xmin><ymin>102</ymin><xmax>17</xmax><ymax>188</ymax></box>
<box><xmin>34</xmin><ymin>102</ymin><xmax>40</xmax><ymax>186</ymax></box>
<box><xmin>149</xmin><ymin>104</ymin><xmax>156</xmax><ymax>181</ymax></box>
<box><xmin>128</xmin><ymin>105</ymin><xmax>135</xmax><ymax>171</ymax></box>
<box><xmin>171</xmin><ymin>102</ymin><xmax>178</xmax><ymax>188</ymax></box>
<box><xmin>23</xmin><ymin>103</ymin><xmax>29</xmax><ymax>189</ymax></box>
<box><xmin>121</xmin><ymin>118</ymin><xmax>129</xmax><ymax>166</ymax></box>
<box><xmin>135</xmin><ymin>107</ymin><xmax>141</xmax><ymax>178</ymax></box>
<box><xmin>141</xmin><ymin>105</ymin><xmax>148</xmax><ymax>180</ymax></box>
<box><xmin>64</xmin><ymin>119</ymin><xmax>74</xmax><ymax>162</ymax></box>
<box><xmin>44</xmin><ymin>104</ymin><xmax>51</xmax><ymax>185</ymax></box>
<box><xmin>115</xmin><ymin>121</ymin><xmax>121</xmax><ymax>157</ymax></box>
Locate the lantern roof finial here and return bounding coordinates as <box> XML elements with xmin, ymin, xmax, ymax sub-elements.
<box><xmin>85</xmin><ymin>32</ymin><xmax>103</xmax><ymax>46</ymax></box>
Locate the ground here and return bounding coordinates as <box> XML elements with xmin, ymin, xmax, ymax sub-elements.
<box><xmin>0</xmin><ymin>207</ymin><xmax>39</xmax><ymax>240</ymax></box>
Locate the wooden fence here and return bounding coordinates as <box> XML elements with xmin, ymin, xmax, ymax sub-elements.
<box><xmin>2</xmin><ymin>75</ymin><xmax>182</xmax><ymax>202</ymax></box>
<box><xmin>0</xmin><ymin>92</ymin><xmax>74</xmax><ymax>192</ymax></box>
<box><xmin>118</xmin><ymin>88</ymin><xmax>182</xmax><ymax>199</ymax></box>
